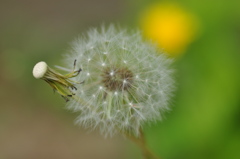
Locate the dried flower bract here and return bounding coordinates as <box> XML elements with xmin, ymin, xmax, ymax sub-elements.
<box><xmin>33</xmin><ymin>60</ymin><xmax>82</xmax><ymax>102</ymax></box>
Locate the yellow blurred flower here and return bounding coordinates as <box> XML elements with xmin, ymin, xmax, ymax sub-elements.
<box><xmin>140</xmin><ymin>2</ymin><xmax>199</xmax><ymax>57</ymax></box>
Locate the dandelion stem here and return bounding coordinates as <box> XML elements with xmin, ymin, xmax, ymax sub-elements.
<box><xmin>125</xmin><ymin>129</ymin><xmax>161</xmax><ymax>159</ymax></box>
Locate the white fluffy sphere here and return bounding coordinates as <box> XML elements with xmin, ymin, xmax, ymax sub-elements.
<box><xmin>64</xmin><ymin>25</ymin><xmax>174</xmax><ymax>136</ymax></box>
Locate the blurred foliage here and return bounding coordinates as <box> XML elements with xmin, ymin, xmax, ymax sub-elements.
<box><xmin>0</xmin><ymin>0</ymin><xmax>240</xmax><ymax>159</ymax></box>
<box><xmin>136</xmin><ymin>0</ymin><xmax>240</xmax><ymax>159</ymax></box>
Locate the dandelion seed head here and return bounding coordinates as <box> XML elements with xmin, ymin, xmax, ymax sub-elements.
<box><xmin>65</xmin><ymin>25</ymin><xmax>174</xmax><ymax>137</ymax></box>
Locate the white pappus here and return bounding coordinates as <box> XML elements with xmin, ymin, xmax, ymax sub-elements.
<box><xmin>62</xmin><ymin>25</ymin><xmax>174</xmax><ymax>137</ymax></box>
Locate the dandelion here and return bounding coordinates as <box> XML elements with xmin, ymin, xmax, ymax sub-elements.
<box><xmin>139</xmin><ymin>2</ymin><xmax>199</xmax><ymax>57</ymax></box>
<box><xmin>33</xmin><ymin>25</ymin><xmax>174</xmax><ymax>159</ymax></box>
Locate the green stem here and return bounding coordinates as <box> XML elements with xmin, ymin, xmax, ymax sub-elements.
<box><xmin>125</xmin><ymin>129</ymin><xmax>161</xmax><ymax>159</ymax></box>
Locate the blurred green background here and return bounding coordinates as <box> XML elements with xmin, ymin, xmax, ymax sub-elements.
<box><xmin>0</xmin><ymin>0</ymin><xmax>240</xmax><ymax>159</ymax></box>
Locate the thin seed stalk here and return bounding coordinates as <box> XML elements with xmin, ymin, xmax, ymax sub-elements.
<box><xmin>72</xmin><ymin>95</ymin><xmax>95</xmax><ymax>111</ymax></box>
<box><xmin>107</xmin><ymin>92</ymin><xmax>113</xmax><ymax>118</ymax></box>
